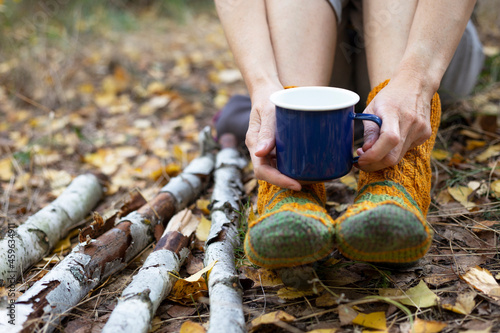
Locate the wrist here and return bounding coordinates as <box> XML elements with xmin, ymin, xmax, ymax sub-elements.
<box><xmin>395</xmin><ymin>61</ymin><xmax>441</xmax><ymax>99</ymax></box>
<box><xmin>245</xmin><ymin>73</ymin><xmax>282</xmax><ymax>97</ymax></box>
<box><xmin>396</xmin><ymin>46</ymin><xmax>447</xmax><ymax>97</ymax></box>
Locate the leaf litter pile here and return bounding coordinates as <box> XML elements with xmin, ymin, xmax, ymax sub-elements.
<box><xmin>1</xmin><ymin>4</ymin><xmax>500</xmax><ymax>333</ymax></box>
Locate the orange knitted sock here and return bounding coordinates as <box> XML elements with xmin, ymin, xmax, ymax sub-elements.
<box><xmin>335</xmin><ymin>80</ymin><xmax>441</xmax><ymax>264</ymax></box>
<box><xmin>244</xmin><ymin>181</ymin><xmax>335</xmax><ymax>268</ymax></box>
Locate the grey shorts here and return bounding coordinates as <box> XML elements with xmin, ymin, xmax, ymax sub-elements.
<box><xmin>327</xmin><ymin>0</ymin><xmax>485</xmax><ymax>105</ymax></box>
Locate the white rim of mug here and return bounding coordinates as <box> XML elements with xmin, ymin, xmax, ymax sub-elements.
<box><xmin>270</xmin><ymin>86</ymin><xmax>360</xmax><ymax>111</ymax></box>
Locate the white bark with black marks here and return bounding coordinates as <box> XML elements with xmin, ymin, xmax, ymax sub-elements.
<box><xmin>0</xmin><ymin>131</ymin><xmax>215</xmax><ymax>333</ymax></box>
<box><xmin>0</xmin><ymin>174</ymin><xmax>103</xmax><ymax>287</ymax></box>
<box><xmin>205</xmin><ymin>147</ymin><xmax>247</xmax><ymax>333</ymax></box>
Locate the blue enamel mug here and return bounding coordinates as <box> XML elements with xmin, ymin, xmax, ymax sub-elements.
<box><xmin>270</xmin><ymin>87</ymin><xmax>382</xmax><ymax>182</ymax></box>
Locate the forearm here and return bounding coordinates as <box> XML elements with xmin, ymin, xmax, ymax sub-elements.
<box><xmin>214</xmin><ymin>0</ymin><xmax>282</xmax><ymax>96</ymax></box>
<box><xmin>397</xmin><ymin>0</ymin><xmax>476</xmax><ymax>96</ymax></box>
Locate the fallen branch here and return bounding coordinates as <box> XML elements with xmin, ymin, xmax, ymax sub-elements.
<box><xmin>0</xmin><ymin>128</ymin><xmax>216</xmax><ymax>333</ymax></box>
<box><xmin>0</xmin><ymin>173</ymin><xmax>104</xmax><ymax>287</ymax></box>
<box><xmin>205</xmin><ymin>134</ymin><xmax>247</xmax><ymax>333</ymax></box>
<box><xmin>102</xmin><ymin>208</ymin><xmax>198</xmax><ymax>333</ymax></box>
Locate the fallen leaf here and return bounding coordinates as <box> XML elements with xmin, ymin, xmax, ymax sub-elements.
<box><xmin>240</xmin><ymin>266</ymin><xmax>283</xmax><ymax>288</ymax></box>
<box><xmin>352</xmin><ymin>311</ymin><xmax>387</xmax><ymax>331</ymax></box>
<box><xmin>244</xmin><ymin>178</ymin><xmax>258</xmax><ymax>195</ymax></box>
<box><xmin>52</xmin><ymin>229</ymin><xmax>80</xmax><ymax>253</ymax></box>
<box><xmin>250</xmin><ymin>310</ymin><xmax>295</xmax><ymax>330</ymax></box>
<box><xmin>338</xmin><ymin>305</ymin><xmax>358</xmax><ymax>326</ymax></box>
<box><xmin>441</xmin><ymin>291</ymin><xmax>476</xmax><ymax>315</ymax></box>
<box><xmin>43</xmin><ymin>169</ymin><xmax>73</xmax><ymax>192</ymax></box>
<box><xmin>447</xmin><ymin>185</ymin><xmax>476</xmax><ymax>209</ymax></box>
<box><xmin>339</xmin><ymin>174</ymin><xmax>357</xmax><ymax>190</ymax></box>
<box><xmin>379</xmin><ymin>280</ymin><xmax>438</xmax><ymax>308</ymax></box>
<box><xmin>475</xmin><ymin>144</ymin><xmax>500</xmax><ymax>162</ymax></box>
<box><xmin>466</xmin><ymin>140</ymin><xmax>487</xmax><ymax>151</ymax></box>
<box><xmin>413</xmin><ymin>318</ymin><xmax>447</xmax><ymax>333</ymax></box>
<box><xmin>195</xmin><ymin>216</ymin><xmax>211</xmax><ymax>242</ymax></box>
<box><xmin>196</xmin><ymin>199</ymin><xmax>211</xmax><ymax>215</ymax></box>
<box><xmin>316</xmin><ymin>292</ymin><xmax>337</xmax><ymax>307</ymax></box>
<box><xmin>149</xmin><ymin>162</ymin><xmax>182</xmax><ymax>180</ymax></box>
<box><xmin>150</xmin><ymin>316</ymin><xmax>162</xmax><ymax>332</ymax></box>
<box><xmin>490</xmin><ymin>179</ymin><xmax>500</xmax><ymax>198</ymax></box>
<box><xmin>168</xmin><ymin>261</ymin><xmax>216</xmax><ymax>305</ymax></box>
<box><xmin>461</xmin><ymin>266</ymin><xmax>500</xmax><ymax>300</ymax></box>
<box><xmin>436</xmin><ymin>189</ymin><xmax>454</xmax><ymax>205</ymax></box>
<box><xmin>179</xmin><ymin>320</ymin><xmax>205</xmax><ymax>333</ymax></box>
<box><xmin>431</xmin><ymin>149</ymin><xmax>451</xmax><ymax>161</ymax></box>
<box><xmin>249</xmin><ymin>310</ymin><xmax>295</xmax><ymax>332</ymax></box>
<box><xmin>306</xmin><ymin>329</ymin><xmax>338</xmax><ymax>333</ymax></box>
<box><xmin>166</xmin><ymin>305</ymin><xmax>197</xmax><ymax>318</ymax></box>
<box><xmin>460</xmin><ymin>129</ymin><xmax>483</xmax><ymax>140</ymax></box>
<box><xmin>460</xmin><ymin>325</ymin><xmax>492</xmax><ymax>333</ymax></box>
<box><xmin>277</xmin><ymin>287</ymin><xmax>315</xmax><ymax>300</ymax></box>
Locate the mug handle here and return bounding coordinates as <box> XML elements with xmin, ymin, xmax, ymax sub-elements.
<box><xmin>352</xmin><ymin>113</ymin><xmax>383</xmax><ymax>164</ymax></box>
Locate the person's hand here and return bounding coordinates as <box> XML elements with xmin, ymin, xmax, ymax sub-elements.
<box><xmin>356</xmin><ymin>74</ymin><xmax>435</xmax><ymax>172</ymax></box>
<box><xmin>246</xmin><ymin>84</ymin><xmax>302</xmax><ymax>191</ymax></box>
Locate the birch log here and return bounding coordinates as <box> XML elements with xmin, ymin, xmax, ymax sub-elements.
<box><xmin>102</xmin><ymin>209</ymin><xmax>198</xmax><ymax>333</ymax></box>
<box><xmin>0</xmin><ymin>173</ymin><xmax>103</xmax><ymax>287</ymax></box>
<box><xmin>205</xmin><ymin>134</ymin><xmax>247</xmax><ymax>333</ymax></box>
<box><xmin>0</xmin><ymin>128</ymin><xmax>215</xmax><ymax>333</ymax></box>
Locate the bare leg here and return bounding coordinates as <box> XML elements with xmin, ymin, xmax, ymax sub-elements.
<box><xmin>266</xmin><ymin>0</ymin><xmax>337</xmax><ymax>87</ymax></box>
<box><xmin>363</xmin><ymin>0</ymin><xmax>418</xmax><ymax>88</ymax></box>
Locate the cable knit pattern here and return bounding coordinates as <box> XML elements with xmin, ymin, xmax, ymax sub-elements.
<box><xmin>335</xmin><ymin>79</ymin><xmax>441</xmax><ymax>263</ymax></box>
<box><xmin>245</xmin><ymin>180</ymin><xmax>335</xmax><ymax>268</ymax></box>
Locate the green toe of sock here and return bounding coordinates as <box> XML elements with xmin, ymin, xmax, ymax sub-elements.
<box><xmin>245</xmin><ymin>211</ymin><xmax>333</xmax><ymax>268</ymax></box>
<box><xmin>337</xmin><ymin>204</ymin><xmax>432</xmax><ymax>263</ymax></box>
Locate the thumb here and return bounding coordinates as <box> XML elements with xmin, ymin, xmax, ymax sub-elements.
<box><xmin>361</xmin><ymin>106</ymin><xmax>380</xmax><ymax>151</ymax></box>
<box><xmin>255</xmin><ymin>110</ymin><xmax>276</xmax><ymax>157</ymax></box>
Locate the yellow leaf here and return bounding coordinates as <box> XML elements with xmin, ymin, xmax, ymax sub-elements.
<box><xmin>213</xmin><ymin>90</ymin><xmax>229</xmax><ymax>109</ymax></box>
<box><xmin>179</xmin><ymin>320</ymin><xmax>205</xmax><ymax>333</ymax></box>
<box><xmin>52</xmin><ymin>229</ymin><xmax>80</xmax><ymax>253</ymax></box>
<box><xmin>277</xmin><ymin>287</ymin><xmax>315</xmax><ymax>300</ymax></box>
<box><xmin>43</xmin><ymin>169</ymin><xmax>73</xmax><ymax>190</ymax></box>
<box><xmin>447</xmin><ymin>186</ymin><xmax>475</xmax><ymax>209</ymax></box>
<box><xmin>461</xmin><ymin>266</ymin><xmax>500</xmax><ymax>300</ymax></box>
<box><xmin>248</xmin><ymin>206</ymin><xmax>257</xmax><ymax>225</ymax></box>
<box><xmin>0</xmin><ymin>158</ymin><xmax>14</xmax><ymax>181</ymax></box>
<box><xmin>168</xmin><ymin>261</ymin><xmax>216</xmax><ymax>305</ymax></box>
<box><xmin>149</xmin><ymin>162</ymin><xmax>182</xmax><ymax>180</ymax></box>
<box><xmin>431</xmin><ymin>149</ymin><xmax>450</xmax><ymax>161</ymax></box>
<box><xmin>196</xmin><ymin>199</ymin><xmax>211</xmax><ymax>215</ymax></box>
<box><xmin>490</xmin><ymin>180</ymin><xmax>500</xmax><ymax>198</ymax></box>
<box><xmin>441</xmin><ymin>291</ymin><xmax>476</xmax><ymax>315</ymax></box>
<box><xmin>306</xmin><ymin>329</ymin><xmax>338</xmax><ymax>333</ymax></box>
<box><xmin>249</xmin><ymin>310</ymin><xmax>295</xmax><ymax>332</ymax></box>
<box><xmin>78</xmin><ymin>83</ymin><xmax>94</xmax><ymax>94</ymax></box>
<box><xmin>240</xmin><ymin>266</ymin><xmax>283</xmax><ymax>288</ymax></box>
<box><xmin>150</xmin><ymin>316</ymin><xmax>162</xmax><ymax>332</ymax></box>
<box><xmin>476</xmin><ymin>144</ymin><xmax>500</xmax><ymax>162</ymax></box>
<box><xmin>185</xmin><ymin>260</ymin><xmax>216</xmax><ymax>283</ymax></box>
<box><xmin>196</xmin><ymin>216</ymin><xmax>211</xmax><ymax>242</ymax></box>
<box><xmin>244</xmin><ymin>178</ymin><xmax>258</xmax><ymax>195</ymax></box>
<box><xmin>466</xmin><ymin>140</ymin><xmax>486</xmax><ymax>151</ymax></box>
<box><xmin>352</xmin><ymin>311</ymin><xmax>387</xmax><ymax>331</ymax></box>
<box><xmin>340</xmin><ymin>174</ymin><xmax>357</xmax><ymax>190</ymax></box>
<box><xmin>435</xmin><ymin>189</ymin><xmax>453</xmax><ymax>205</ymax></box>
<box><xmin>379</xmin><ymin>280</ymin><xmax>438</xmax><ymax>308</ymax></box>
<box><xmin>413</xmin><ymin>318</ymin><xmax>447</xmax><ymax>333</ymax></box>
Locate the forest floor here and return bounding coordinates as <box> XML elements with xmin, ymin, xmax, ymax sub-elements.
<box><xmin>1</xmin><ymin>1</ymin><xmax>500</xmax><ymax>332</ymax></box>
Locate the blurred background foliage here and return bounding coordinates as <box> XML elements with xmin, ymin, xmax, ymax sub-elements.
<box><xmin>0</xmin><ymin>0</ymin><xmax>213</xmax><ymax>52</ymax></box>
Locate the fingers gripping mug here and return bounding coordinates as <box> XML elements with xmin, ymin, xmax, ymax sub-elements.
<box><xmin>270</xmin><ymin>87</ymin><xmax>382</xmax><ymax>182</ymax></box>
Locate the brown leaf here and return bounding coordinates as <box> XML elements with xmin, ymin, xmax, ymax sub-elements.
<box><xmin>461</xmin><ymin>266</ymin><xmax>500</xmax><ymax>300</ymax></box>
<box><xmin>249</xmin><ymin>310</ymin><xmax>295</xmax><ymax>333</ymax></box>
